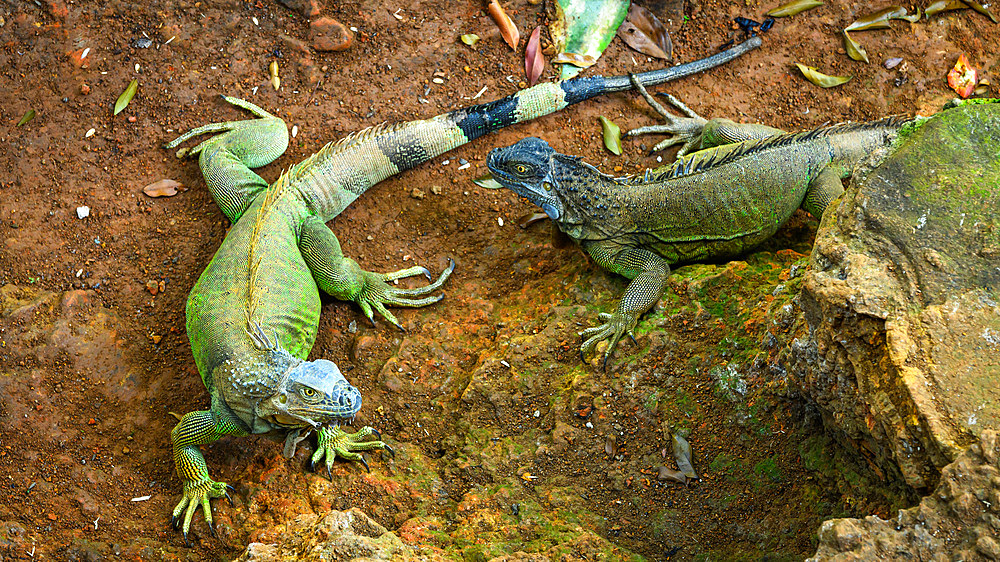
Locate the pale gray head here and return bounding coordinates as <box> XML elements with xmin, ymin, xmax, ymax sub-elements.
<box><xmin>257</xmin><ymin>359</ymin><xmax>362</xmax><ymax>429</ymax></box>
<box><xmin>488</xmin><ymin>137</ymin><xmax>566</xmax><ymax>220</ymax></box>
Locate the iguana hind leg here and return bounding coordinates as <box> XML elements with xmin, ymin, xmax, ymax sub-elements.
<box><xmin>625</xmin><ymin>75</ymin><xmax>708</xmax><ymax>157</ymax></box>
<box><xmin>802</xmin><ymin>167</ymin><xmax>844</xmax><ymax>219</ymax></box>
<box><xmin>626</xmin><ymin>78</ymin><xmax>786</xmax><ymax>157</ymax></box>
<box><xmin>170</xmin><ymin>407</ymin><xmax>248</xmax><ymax>544</ymax></box>
<box><xmin>298</xmin><ymin>215</ymin><xmax>454</xmax><ymax>329</ymax></box>
<box><xmin>164</xmin><ymin>96</ymin><xmax>289</xmax><ymax>222</ymax></box>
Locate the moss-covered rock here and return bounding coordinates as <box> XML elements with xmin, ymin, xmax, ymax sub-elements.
<box><xmin>786</xmin><ymin>100</ymin><xmax>1000</xmax><ymax>490</ymax></box>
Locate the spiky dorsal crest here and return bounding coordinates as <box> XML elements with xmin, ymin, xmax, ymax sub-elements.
<box><xmin>635</xmin><ymin>116</ymin><xmax>909</xmax><ymax>184</ymax></box>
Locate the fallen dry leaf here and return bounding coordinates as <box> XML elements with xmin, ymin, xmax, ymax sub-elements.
<box><xmin>525</xmin><ymin>26</ymin><xmax>544</xmax><ymax>86</ymax></box>
<box><xmin>795</xmin><ymin>63</ymin><xmax>852</xmax><ymax>87</ymax></box>
<box><xmin>618</xmin><ymin>3</ymin><xmax>672</xmax><ymax>61</ymax></box>
<box><xmin>488</xmin><ymin>0</ymin><xmax>519</xmax><ymax>50</ymax></box>
<box><xmin>947</xmin><ymin>53</ymin><xmax>979</xmax><ymax>98</ymax></box>
<box><xmin>142</xmin><ymin>179</ymin><xmax>182</xmax><ymax>198</ymax></box>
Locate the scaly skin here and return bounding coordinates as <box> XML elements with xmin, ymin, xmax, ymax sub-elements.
<box><xmin>486</xmin><ymin>82</ymin><xmax>966</xmax><ymax>366</ymax></box>
<box><xmin>162</xmin><ymin>38</ymin><xmax>762</xmax><ymax>542</ymax></box>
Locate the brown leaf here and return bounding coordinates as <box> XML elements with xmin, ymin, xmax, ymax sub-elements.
<box><xmin>657</xmin><ymin>466</ymin><xmax>687</xmax><ymax>484</ymax></box>
<box><xmin>618</xmin><ymin>4</ymin><xmax>672</xmax><ymax>61</ymax></box>
<box><xmin>525</xmin><ymin>26</ymin><xmax>544</xmax><ymax>86</ymax></box>
<box><xmin>551</xmin><ymin>52</ymin><xmax>597</xmax><ymax>68</ymax></box>
<box><xmin>142</xmin><ymin>179</ymin><xmax>182</xmax><ymax>198</ymax></box>
<box><xmin>488</xmin><ymin>0</ymin><xmax>519</xmax><ymax>50</ymax></box>
<box><xmin>672</xmin><ymin>434</ymin><xmax>697</xmax><ymax>479</ymax></box>
<box><xmin>605</xmin><ymin>434</ymin><xmax>617</xmax><ymax>456</ymax></box>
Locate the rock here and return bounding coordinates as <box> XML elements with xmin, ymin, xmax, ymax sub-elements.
<box><xmin>310</xmin><ymin>17</ymin><xmax>353</xmax><ymax>52</ymax></box>
<box><xmin>234</xmin><ymin>508</ymin><xmax>408</xmax><ymax>561</ymax></box>
<box><xmin>277</xmin><ymin>0</ymin><xmax>320</xmax><ymax>18</ymax></box>
<box><xmin>808</xmin><ymin>430</ymin><xmax>1000</xmax><ymax>560</ymax></box>
<box><xmin>278</xmin><ymin>33</ymin><xmax>311</xmax><ymax>56</ymax></box>
<box><xmin>785</xmin><ymin>101</ymin><xmax>1000</xmax><ymax>489</ymax></box>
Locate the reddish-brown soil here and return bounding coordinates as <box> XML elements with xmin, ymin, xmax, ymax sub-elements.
<box><xmin>1</xmin><ymin>0</ymin><xmax>997</xmax><ymax>560</ymax></box>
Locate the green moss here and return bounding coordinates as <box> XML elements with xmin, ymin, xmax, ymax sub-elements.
<box><xmin>752</xmin><ymin>456</ymin><xmax>783</xmax><ymax>489</ymax></box>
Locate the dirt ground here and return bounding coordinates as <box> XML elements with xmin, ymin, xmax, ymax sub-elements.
<box><xmin>1</xmin><ymin>0</ymin><xmax>997</xmax><ymax>560</ymax></box>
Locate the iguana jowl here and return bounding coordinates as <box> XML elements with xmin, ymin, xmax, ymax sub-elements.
<box><xmin>487</xmin><ymin>79</ymin><xmax>956</xmax><ymax>366</ymax></box>
<box><xmin>162</xmin><ymin>38</ymin><xmax>762</xmax><ymax>540</ymax></box>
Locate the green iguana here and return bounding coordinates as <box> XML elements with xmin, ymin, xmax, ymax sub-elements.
<box><xmin>486</xmin><ymin>80</ymin><xmax>997</xmax><ymax>366</ymax></box>
<box><xmin>162</xmin><ymin>38</ymin><xmax>761</xmax><ymax>541</ymax></box>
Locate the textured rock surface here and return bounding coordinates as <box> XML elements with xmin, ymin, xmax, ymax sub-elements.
<box><xmin>808</xmin><ymin>430</ymin><xmax>1000</xmax><ymax>561</ymax></box>
<box><xmin>235</xmin><ymin>508</ymin><xmax>414</xmax><ymax>561</ymax></box>
<box><xmin>786</xmin><ymin>101</ymin><xmax>1000</xmax><ymax>490</ymax></box>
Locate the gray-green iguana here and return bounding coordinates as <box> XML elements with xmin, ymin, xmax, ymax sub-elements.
<box><xmin>487</xmin><ymin>78</ymin><xmax>998</xmax><ymax>366</ymax></box>
<box><xmin>161</xmin><ymin>37</ymin><xmax>761</xmax><ymax>540</ymax></box>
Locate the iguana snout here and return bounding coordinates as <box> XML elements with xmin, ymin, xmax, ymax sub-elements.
<box><xmin>488</xmin><ymin>137</ymin><xmax>564</xmax><ymax>220</ymax></box>
<box><xmin>258</xmin><ymin>359</ymin><xmax>362</xmax><ymax>428</ymax></box>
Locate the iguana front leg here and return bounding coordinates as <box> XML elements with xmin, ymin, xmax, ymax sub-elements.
<box><xmin>579</xmin><ymin>242</ymin><xmax>670</xmax><ymax>367</ymax></box>
<box><xmin>170</xmin><ymin>407</ymin><xmax>248</xmax><ymax>543</ymax></box>
<box><xmin>310</xmin><ymin>425</ymin><xmax>395</xmax><ymax>478</ymax></box>
<box><xmin>299</xmin><ymin>215</ymin><xmax>454</xmax><ymax>329</ymax></box>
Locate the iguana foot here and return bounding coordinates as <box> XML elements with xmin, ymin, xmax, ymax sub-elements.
<box><xmin>170</xmin><ymin>478</ymin><xmax>235</xmax><ymax>545</ymax></box>
<box><xmin>625</xmin><ymin>74</ymin><xmax>707</xmax><ymax>158</ymax></box>
<box><xmin>356</xmin><ymin>259</ymin><xmax>455</xmax><ymax>330</ymax></box>
<box><xmin>311</xmin><ymin>425</ymin><xmax>395</xmax><ymax>479</ymax></box>
<box><xmin>579</xmin><ymin>312</ymin><xmax>638</xmax><ymax>369</ymax></box>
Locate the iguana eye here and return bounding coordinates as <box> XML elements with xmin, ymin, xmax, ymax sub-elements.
<box><xmin>515</xmin><ymin>164</ymin><xmax>529</xmax><ymax>174</ymax></box>
<box><xmin>300</xmin><ymin>387</ymin><xmax>316</xmax><ymax>398</ymax></box>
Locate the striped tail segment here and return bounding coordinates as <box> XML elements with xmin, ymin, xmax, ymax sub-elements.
<box><xmin>297</xmin><ymin>36</ymin><xmax>762</xmax><ymax>220</ymax></box>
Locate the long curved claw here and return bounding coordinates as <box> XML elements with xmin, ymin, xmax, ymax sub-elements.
<box><xmin>312</xmin><ymin>425</ymin><xmax>393</xmax><ymax>476</ymax></box>
<box><xmin>355</xmin><ymin>259</ymin><xmax>455</xmax><ymax>327</ymax></box>
<box><xmin>625</xmin><ymin>75</ymin><xmax>707</xmax><ymax>159</ymax></box>
<box><xmin>225</xmin><ymin>484</ymin><xmax>235</xmax><ymax>507</ymax></box>
<box><xmin>171</xmin><ymin>478</ymin><xmax>230</xmax><ymax>543</ymax></box>
<box><xmin>383</xmin><ymin>443</ymin><xmax>396</xmax><ymax>458</ymax></box>
<box><xmin>578</xmin><ymin>311</ymin><xmax>635</xmax><ymax>368</ymax></box>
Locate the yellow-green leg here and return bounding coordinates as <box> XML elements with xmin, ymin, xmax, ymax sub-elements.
<box><xmin>163</xmin><ymin>96</ymin><xmax>289</xmax><ymax>223</ymax></box>
<box><xmin>170</xmin><ymin>409</ymin><xmax>248</xmax><ymax>544</ymax></box>
<box><xmin>298</xmin><ymin>215</ymin><xmax>455</xmax><ymax>330</ymax></box>
<box><xmin>310</xmin><ymin>425</ymin><xmax>395</xmax><ymax>479</ymax></box>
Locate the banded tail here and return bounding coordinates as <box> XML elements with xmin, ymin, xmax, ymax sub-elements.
<box><xmin>291</xmin><ymin>37</ymin><xmax>763</xmax><ymax>219</ymax></box>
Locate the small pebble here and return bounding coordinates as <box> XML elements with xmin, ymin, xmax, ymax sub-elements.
<box><xmin>127</xmin><ymin>116</ymin><xmax>136</xmax><ymax>123</ymax></box>
<box><xmin>884</xmin><ymin>57</ymin><xmax>903</xmax><ymax>69</ymax></box>
<box><xmin>432</xmin><ymin>77</ymin><xmax>444</xmax><ymax>84</ymax></box>
<box><xmin>76</xmin><ymin>206</ymin><xmax>90</xmax><ymax>219</ymax></box>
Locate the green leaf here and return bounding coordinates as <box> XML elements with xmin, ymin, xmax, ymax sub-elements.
<box><xmin>767</xmin><ymin>0</ymin><xmax>824</xmax><ymax>17</ymax></box>
<box><xmin>16</xmin><ymin>109</ymin><xmax>35</xmax><ymax>127</ymax></box>
<box><xmin>961</xmin><ymin>0</ymin><xmax>998</xmax><ymax>23</ymax></box>
<box><xmin>841</xmin><ymin>31</ymin><xmax>868</xmax><ymax>63</ymax></box>
<box><xmin>472</xmin><ymin>173</ymin><xmax>503</xmax><ymax>190</ymax></box>
<box><xmin>598</xmin><ymin>116</ymin><xmax>622</xmax><ymax>155</ymax></box>
<box><xmin>551</xmin><ymin>0</ymin><xmax>629</xmax><ymax>80</ymax></box>
<box><xmin>844</xmin><ymin>6</ymin><xmax>907</xmax><ymax>31</ymax></box>
<box><xmin>925</xmin><ymin>0</ymin><xmax>966</xmax><ymax>17</ymax></box>
<box><xmin>795</xmin><ymin>63</ymin><xmax>851</xmax><ymax>87</ymax></box>
<box><xmin>114</xmin><ymin>79</ymin><xmax>138</xmax><ymax>116</ymax></box>
<box><xmin>460</xmin><ymin>33</ymin><xmax>480</xmax><ymax>46</ymax></box>
<box><xmin>899</xmin><ymin>8</ymin><xmax>922</xmax><ymax>22</ymax></box>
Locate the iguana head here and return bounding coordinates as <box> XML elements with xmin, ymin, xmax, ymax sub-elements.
<box><xmin>257</xmin><ymin>359</ymin><xmax>362</xmax><ymax>429</ymax></box>
<box><xmin>487</xmin><ymin>137</ymin><xmax>566</xmax><ymax>220</ymax></box>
